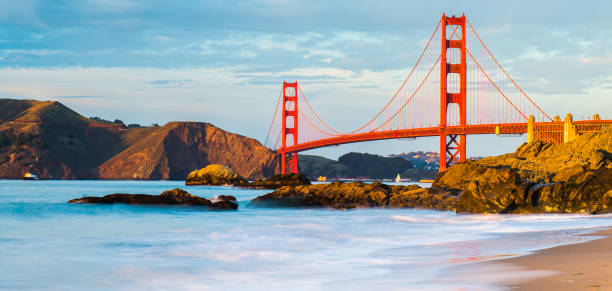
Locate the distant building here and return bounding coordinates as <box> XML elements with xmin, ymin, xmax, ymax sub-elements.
<box><xmin>388</xmin><ymin>151</ymin><xmax>440</xmax><ymax>169</ymax></box>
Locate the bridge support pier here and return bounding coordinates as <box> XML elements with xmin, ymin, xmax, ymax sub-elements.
<box><xmin>281</xmin><ymin>81</ymin><xmax>299</xmax><ymax>174</ymax></box>
<box><xmin>439</xmin><ymin>13</ymin><xmax>467</xmax><ymax>172</ymax></box>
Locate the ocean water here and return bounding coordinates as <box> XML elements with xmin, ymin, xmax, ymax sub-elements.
<box><xmin>1</xmin><ymin>180</ymin><xmax>611</xmax><ymax>290</ymax></box>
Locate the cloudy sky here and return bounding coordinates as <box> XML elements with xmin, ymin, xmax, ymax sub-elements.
<box><xmin>1</xmin><ymin>0</ymin><xmax>611</xmax><ymax>159</ymax></box>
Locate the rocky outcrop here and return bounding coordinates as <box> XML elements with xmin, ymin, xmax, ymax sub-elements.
<box><xmin>249</xmin><ymin>181</ymin><xmax>446</xmax><ymax>209</ymax></box>
<box><xmin>249</xmin><ymin>173</ymin><xmax>311</xmax><ymax>189</ymax></box>
<box><xmin>186</xmin><ymin>164</ymin><xmax>249</xmax><ymax>186</ymax></box>
<box><xmin>186</xmin><ymin>165</ymin><xmax>311</xmax><ymax>189</ymax></box>
<box><xmin>68</xmin><ymin>188</ymin><xmax>238</xmax><ymax>210</ymax></box>
<box><xmin>432</xmin><ymin>127</ymin><xmax>612</xmax><ymax>214</ymax></box>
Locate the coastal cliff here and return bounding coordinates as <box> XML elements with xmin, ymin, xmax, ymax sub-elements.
<box><xmin>98</xmin><ymin>122</ymin><xmax>280</xmax><ymax>180</ymax></box>
<box><xmin>0</xmin><ymin>99</ymin><xmax>280</xmax><ymax>179</ymax></box>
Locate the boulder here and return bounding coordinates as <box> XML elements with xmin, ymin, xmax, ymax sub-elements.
<box><xmin>216</xmin><ymin>195</ymin><xmax>237</xmax><ymax>202</ymax></box>
<box><xmin>68</xmin><ymin>188</ymin><xmax>238</xmax><ymax>210</ymax></box>
<box><xmin>249</xmin><ymin>173</ymin><xmax>311</xmax><ymax>189</ymax></box>
<box><xmin>186</xmin><ymin>164</ymin><xmax>248</xmax><ymax>186</ymax></box>
<box><xmin>249</xmin><ymin>181</ymin><xmax>451</xmax><ymax>210</ymax></box>
<box><xmin>186</xmin><ymin>165</ymin><xmax>311</xmax><ymax>189</ymax></box>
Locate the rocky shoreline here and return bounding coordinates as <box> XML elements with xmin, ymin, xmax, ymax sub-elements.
<box><xmin>251</xmin><ymin>128</ymin><xmax>612</xmax><ymax>214</ymax></box>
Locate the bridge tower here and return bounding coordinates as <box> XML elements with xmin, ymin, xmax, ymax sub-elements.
<box><xmin>281</xmin><ymin>81</ymin><xmax>299</xmax><ymax>174</ymax></box>
<box><xmin>439</xmin><ymin>13</ymin><xmax>467</xmax><ymax>172</ymax></box>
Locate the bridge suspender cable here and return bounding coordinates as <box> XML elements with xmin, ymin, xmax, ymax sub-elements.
<box><xmin>297</xmin><ymin>18</ymin><xmax>459</xmax><ymax>137</ymax></box>
<box><xmin>340</xmin><ymin>18</ymin><xmax>443</xmax><ymax>135</ymax></box>
<box><xmin>372</xmin><ymin>56</ymin><xmax>441</xmax><ymax>132</ymax></box>
<box><xmin>264</xmin><ymin>87</ymin><xmax>283</xmax><ymax>147</ymax></box>
<box><xmin>466</xmin><ymin>48</ymin><xmax>528</xmax><ymax>121</ymax></box>
<box><xmin>466</xmin><ymin>19</ymin><xmax>553</xmax><ymax>121</ymax></box>
<box><xmin>298</xmin><ymin>87</ymin><xmax>345</xmax><ymax>135</ymax></box>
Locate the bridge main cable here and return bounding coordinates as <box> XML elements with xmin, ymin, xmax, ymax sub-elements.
<box><xmin>466</xmin><ymin>19</ymin><xmax>552</xmax><ymax>121</ymax></box>
<box><xmin>337</xmin><ymin>18</ymin><xmax>443</xmax><ymax>135</ymax></box>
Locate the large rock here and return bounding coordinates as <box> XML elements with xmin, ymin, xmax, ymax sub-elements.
<box><xmin>186</xmin><ymin>165</ymin><xmax>312</xmax><ymax>189</ymax></box>
<box><xmin>186</xmin><ymin>164</ymin><xmax>249</xmax><ymax>186</ymax></box>
<box><xmin>249</xmin><ymin>173</ymin><xmax>311</xmax><ymax>189</ymax></box>
<box><xmin>433</xmin><ymin>127</ymin><xmax>612</xmax><ymax>214</ymax></box>
<box><xmin>68</xmin><ymin>188</ymin><xmax>238</xmax><ymax>210</ymax></box>
<box><xmin>249</xmin><ymin>181</ymin><xmax>446</xmax><ymax>209</ymax></box>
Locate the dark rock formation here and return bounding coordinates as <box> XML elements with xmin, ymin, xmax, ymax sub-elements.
<box><xmin>68</xmin><ymin>188</ymin><xmax>237</xmax><ymax>210</ymax></box>
<box><xmin>216</xmin><ymin>195</ymin><xmax>237</xmax><ymax>202</ymax></box>
<box><xmin>250</xmin><ymin>181</ymin><xmax>436</xmax><ymax>209</ymax></box>
<box><xmin>249</xmin><ymin>173</ymin><xmax>311</xmax><ymax>189</ymax></box>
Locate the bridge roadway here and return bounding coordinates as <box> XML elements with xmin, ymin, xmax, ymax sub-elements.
<box><xmin>278</xmin><ymin>120</ymin><xmax>612</xmax><ymax>153</ymax></box>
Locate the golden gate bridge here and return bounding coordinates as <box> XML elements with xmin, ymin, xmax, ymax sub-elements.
<box><xmin>265</xmin><ymin>14</ymin><xmax>612</xmax><ymax>174</ymax></box>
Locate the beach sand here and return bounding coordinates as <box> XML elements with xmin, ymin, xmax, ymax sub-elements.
<box><xmin>499</xmin><ymin>228</ymin><xmax>612</xmax><ymax>290</ymax></box>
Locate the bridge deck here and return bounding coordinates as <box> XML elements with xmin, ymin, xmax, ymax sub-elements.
<box><xmin>278</xmin><ymin>120</ymin><xmax>612</xmax><ymax>153</ymax></box>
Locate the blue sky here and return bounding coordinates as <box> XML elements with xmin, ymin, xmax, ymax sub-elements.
<box><xmin>1</xmin><ymin>0</ymin><xmax>611</xmax><ymax>159</ymax></box>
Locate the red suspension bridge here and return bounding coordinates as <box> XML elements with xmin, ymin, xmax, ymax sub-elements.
<box><xmin>265</xmin><ymin>14</ymin><xmax>612</xmax><ymax>174</ymax></box>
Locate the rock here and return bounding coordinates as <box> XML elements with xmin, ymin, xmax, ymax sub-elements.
<box><xmin>217</xmin><ymin>195</ymin><xmax>237</xmax><ymax>202</ymax></box>
<box><xmin>249</xmin><ymin>173</ymin><xmax>311</xmax><ymax>189</ymax></box>
<box><xmin>186</xmin><ymin>165</ymin><xmax>311</xmax><ymax>189</ymax></box>
<box><xmin>186</xmin><ymin>164</ymin><xmax>249</xmax><ymax>186</ymax></box>
<box><xmin>211</xmin><ymin>200</ymin><xmax>239</xmax><ymax>210</ymax></box>
<box><xmin>432</xmin><ymin>127</ymin><xmax>612</xmax><ymax>214</ymax></box>
<box><xmin>388</xmin><ymin>187</ymin><xmax>456</xmax><ymax>211</ymax></box>
<box><xmin>249</xmin><ymin>181</ymin><xmax>448</xmax><ymax>210</ymax></box>
<box><xmin>68</xmin><ymin>188</ymin><xmax>237</xmax><ymax>210</ymax></box>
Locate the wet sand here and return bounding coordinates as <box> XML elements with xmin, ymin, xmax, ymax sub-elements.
<box><xmin>500</xmin><ymin>228</ymin><xmax>612</xmax><ymax>290</ymax></box>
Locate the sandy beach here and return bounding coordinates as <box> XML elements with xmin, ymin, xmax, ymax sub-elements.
<box><xmin>496</xmin><ymin>228</ymin><xmax>612</xmax><ymax>290</ymax></box>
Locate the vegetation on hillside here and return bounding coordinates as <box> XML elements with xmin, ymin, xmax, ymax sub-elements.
<box><xmin>299</xmin><ymin>152</ymin><xmax>438</xmax><ymax>180</ymax></box>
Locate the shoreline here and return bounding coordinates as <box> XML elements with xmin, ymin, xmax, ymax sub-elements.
<box><xmin>491</xmin><ymin>227</ymin><xmax>612</xmax><ymax>290</ymax></box>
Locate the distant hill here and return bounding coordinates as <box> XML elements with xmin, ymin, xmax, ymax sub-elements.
<box><xmin>298</xmin><ymin>152</ymin><xmax>437</xmax><ymax>180</ymax></box>
<box><xmin>0</xmin><ymin>99</ymin><xmax>279</xmax><ymax>179</ymax></box>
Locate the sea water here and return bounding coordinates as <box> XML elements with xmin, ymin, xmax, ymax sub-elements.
<box><xmin>1</xmin><ymin>180</ymin><xmax>611</xmax><ymax>290</ymax></box>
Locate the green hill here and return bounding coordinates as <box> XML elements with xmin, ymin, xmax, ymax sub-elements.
<box><xmin>299</xmin><ymin>152</ymin><xmax>437</xmax><ymax>180</ymax></box>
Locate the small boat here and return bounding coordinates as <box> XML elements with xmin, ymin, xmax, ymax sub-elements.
<box><xmin>395</xmin><ymin>174</ymin><xmax>401</xmax><ymax>183</ymax></box>
<box><xmin>317</xmin><ymin>176</ymin><xmax>327</xmax><ymax>182</ymax></box>
<box><xmin>23</xmin><ymin>173</ymin><xmax>40</xmax><ymax>180</ymax></box>
<box><xmin>419</xmin><ymin>179</ymin><xmax>435</xmax><ymax>183</ymax></box>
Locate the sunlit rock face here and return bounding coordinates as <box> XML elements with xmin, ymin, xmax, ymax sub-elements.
<box><xmin>433</xmin><ymin>127</ymin><xmax>612</xmax><ymax>214</ymax></box>
<box><xmin>186</xmin><ymin>164</ymin><xmax>249</xmax><ymax>186</ymax></box>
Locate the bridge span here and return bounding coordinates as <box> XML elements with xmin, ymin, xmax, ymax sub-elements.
<box><xmin>265</xmin><ymin>14</ymin><xmax>612</xmax><ymax>173</ymax></box>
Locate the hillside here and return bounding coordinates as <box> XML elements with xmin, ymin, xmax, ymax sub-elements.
<box><xmin>0</xmin><ymin>99</ymin><xmax>279</xmax><ymax>179</ymax></box>
<box><xmin>299</xmin><ymin>152</ymin><xmax>437</xmax><ymax>180</ymax></box>
<box><xmin>98</xmin><ymin>122</ymin><xmax>279</xmax><ymax>180</ymax></box>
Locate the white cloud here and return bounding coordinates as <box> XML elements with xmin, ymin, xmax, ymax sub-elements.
<box><xmin>520</xmin><ymin>46</ymin><xmax>560</xmax><ymax>61</ymax></box>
